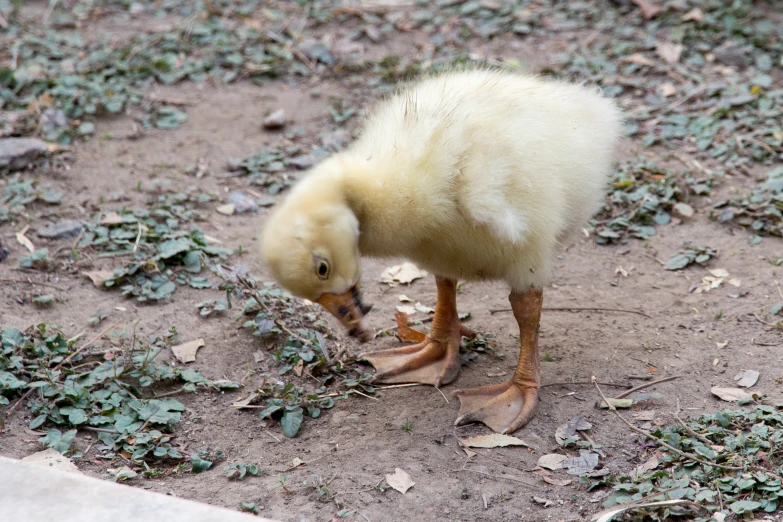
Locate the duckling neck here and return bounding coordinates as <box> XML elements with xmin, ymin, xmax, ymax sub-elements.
<box><xmin>336</xmin><ymin>157</ymin><xmax>430</xmax><ymax>258</ymax></box>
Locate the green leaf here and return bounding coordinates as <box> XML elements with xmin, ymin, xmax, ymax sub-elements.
<box><xmin>771</xmin><ymin>303</ymin><xmax>783</xmax><ymax>316</ymax></box>
<box><xmin>281</xmin><ymin>407</ymin><xmax>304</xmax><ymax>438</ymax></box>
<box><xmin>664</xmin><ymin>253</ymin><xmax>690</xmax><ymax>270</ymax></box>
<box><xmin>39</xmin><ymin>428</ymin><xmax>77</xmax><ymax>454</ymax></box>
<box><xmin>32</xmin><ymin>295</ymin><xmax>56</xmax><ymax>307</ymax></box>
<box><xmin>730</xmin><ymin>500</ymin><xmax>761</xmax><ymax>514</ymax></box>
<box><xmin>190</xmin><ymin>454</ymin><xmax>213</xmax><ymax>473</ymax></box>
<box><xmin>29</xmin><ymin>414</ymin><xmax>47</xmax><ymax>429</ymax></box>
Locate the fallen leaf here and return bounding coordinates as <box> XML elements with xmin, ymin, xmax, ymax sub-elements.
<box><xmin>83</xmin><ymin>270</ymin><xmax>115</xmax><ymax>288</ymax></box>
<box><xmin>171</xmin><ymin>339</ymin><xmax>205</xmax><ymax>363</ymax></box>
<box><xmin>623</xmin><ymin>53</ymin><xmax>656</xmax><ymax>66</ymax></box>
<box><xmin>711</xmin><ymin>386</ymin><xmax>751</xmax><ymax>402</ymax></box>
<box><xmin>734</xmin><ymin>369</ymin><xmax>759</xmax><ymax>388</ymax></box>
<box><xmin>460</xmin><ymin>434</ymin><xmax>529</xmax><ymax>449</ymax></box>
<box><xmin>16</xmin><ymin>229</ymin><xmax>35</xmax><ymax>252</ymax></box>
<box><xmin>597</xmin><ymin>398</ymin><xmax>634</xmax><ymax>409</ymax></box>
<box><xmin>294</xmin><ymin>359</ymin><xmax>304</xmax><ymax>377</ymax></box>
<box><xmin>394</xmin><ymin>312</ymin><xmax>426</xmax><ymax>343</ymax></box>
<box><xmin>533</xmin><ymin>496</ymin><xmax>554</xmax><ymax>508</ymax></box>
<box><xmin>396</xmin><ymin>305</ymin><xmax>417</xmax><ymax>315</ymax></box>
<box><xmin>728</xmin><ymin>278</ymin><xmax>741</xmax><ymax>287</ymax></box>
<box><xmin>290</xmin><ymin>457</ymin><xmax>304</xmax><ymax>468</ymax></box>
<box><xmin>563</xmin><ymin>451</ymin><xmax>600</xmax><ymax>476</ymax></box>
<box><xmin>673</xmin><ymin>202</ymin><xmax>694</xmax><ymax>218</ymax></box>
<box><xmin>414</xmin><ymin>302</ymin><xmax>435</xmax><ymax>314</ymax></box>
<box><xmin>537</xmin><ymin>453</ymin><xmax>567</xmax><ymax>470</ymax></box>
<box><xmin>716</xmin><ymin>341</ymin><xmax>728</xmax><ymax>349</ymax></box>
<box><xmin>216</xmin><ymin>203</ymin><xmax>236</xmax><ymax>216</ymax></box>
<box><xmin>542</xmin><ymin>475</ymin><xmax>572</xmax><ymax>486</ymax></box>
<box><xmin>398</xmin><ymin>294</ymin><xmax>411</xmax><ymax>302</ymax></box>
<box><xmin>695</xmin><ymin>269</ymin><xmax>729</xmax><ymax>293</ymax></box>
<box><xmin>22</xmin><ymin>448</ymin><xmax>81</xmax><ymax>474</ymax></box>
<box><xmin>385</xmin><ymin>468</ymin><xmax>414</xmax><ymax>494</ymax></box>
<box><xmin>100</xmin><ymin>212</ymin><xmax>123</xmax><ymax>225</ymax></box>
<box><xmin>631</xmin><ymin>0</ymin><xmax>661</xmax><ymax>19</ymax></box>
<box><xmin>630</xmin><ymin>455</ymin><xmax>659</xmax><ymax>479</ymax></box>
<box><xmin>380</xmin><ymin>262</ymin><xmax>428</xmax><ymax>285</ymax></box>
<box><xmin>656</xmin><ymin>42</ymin><xmax>683</xmax><ymax>64</ymax></box>
<box><xmin>681</xmin><ymin>7</ymin><xmax>703</xmax><ymax>22</ymax></box>
<box><xmin>555</xmin><ymin>417</ymin><xmax>592</xmax><ymax>445</ymax></box>
<box><xmin>659</xmin><ymin>82</ymin><xmax>677</xmax><ymax>97</ymax></box>
<box><xmin>232</xmin><ymin>392</ymin><xmax>261</xmax><ymax>409</ymax></box>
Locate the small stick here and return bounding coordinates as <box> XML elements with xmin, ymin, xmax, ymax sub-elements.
<box><xmin>592</xmin><ymin>378</ymin><xmax>743</xmax><ymax>471</ymax></box>
<box><xmin>542</xmin><ymin>381</ymin><xmax>630</xmax><ymax>388</ymax></box>
<box><xmin>629</xmin><ymin>356</ymin><xmax>657</xmax><ymax>367</ymax></box>
<box><xmin>671</xmin><ymin>398</ymin><xmax>712</xmax><ymax>446</ymax></box>
<box><xmin>752</xmin><ymin>338</ymin><xmax>780</xmax><ymax>347</ymax></box>
<box><xmin>754</xmin><ymin>313</ymin><xmax>782</xmax><ymax>329</ymax></box>
<box><xmin>613</xmin><ymin>376</ymin><xmax>679</xmax><ymax>399</ymax></box>
<box><xmin>265</xmin><ymin>430</ymin><xmax>282</xmax><ymax>443</ymax></box>
<box><xmin>435</xmin><ymin>386</ymin><xmax>450</xmax><ymax>404</ymax></box>
<box><xmin>0</xmin><ymin>278</ymin><xmax>62</xmax><ymax>289</ymax></box>
<box><xmin>642</xmin><ymin>253</ymin><xmax>666</xmax><ymax>266</ymax></box>
<box><xmin>490</xmin><ymin>307</ymin><xmax>652</xmax><ymax>319</ymax></box>
<box><xmin>374</xmin><ymin>383</ymin><xmax>422</xmax><ymax>390</ymax></box>
<box><xmin>451</xmin><ymin>467</ymin><xmax>538</xmax><ymax>488</ymax></box>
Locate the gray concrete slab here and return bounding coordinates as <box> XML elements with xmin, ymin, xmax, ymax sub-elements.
<box><xmin>0</xmin><ymin>456</ymin><xmax>280</xmax><ymax>522</ymax></box>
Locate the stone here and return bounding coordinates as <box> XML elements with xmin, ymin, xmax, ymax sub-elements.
<box><xmin>262</xmin><ymin>109</ymin><xmax>286</xmax><ymax>129</ymax></box>
<box><xmin>714</xmin><ymin>44</ymin><xmax>747</xmax><ymax>69</ymax></box>
<box><xmin>228</xmin><ymin>191</ymin><xmax>258</xmax><ymax>213</ymax></box>
<box><xmin>0</xmin><ymin>456</ymin><xmax>280</xmax><ymax>522</ymax></box>
<box><xmin>288</xmin><ymin>154</ymin><xmax>314</xmax><ymax>170</ymax></box>
<box><xmin>0</xmin><ymin>138</ymin><xmax>48</xmax><ymax>171</ymax></box>
<box><xmin>36</xmin><ymin>220</ymin><xmax>84</xmax><ymax>239</ymax></box>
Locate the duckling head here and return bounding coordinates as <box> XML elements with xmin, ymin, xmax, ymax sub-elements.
<box><xmin>261</xmin><ymin>191</ymin><xmax>373</xmax><ymax>343</ymax></box>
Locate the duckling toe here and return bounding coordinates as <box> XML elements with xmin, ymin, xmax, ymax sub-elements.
<box><xmin>360</xmin><ymin>338</ymin><xmax>462</xmax><ymax>387</ymax></box>
<box><xmin>453</xmin><ymin>381</ymin><xmax>539</xmax><ymax>434</ymax></box>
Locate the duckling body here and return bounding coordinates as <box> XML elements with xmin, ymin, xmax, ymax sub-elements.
<box><xmin>261</xmin><ymin>69</ymin><xmax>622</xmax><ymax>433</ymax></box>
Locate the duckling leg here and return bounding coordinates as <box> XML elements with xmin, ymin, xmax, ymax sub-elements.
<box><xmin>360</xmin><ymin>277</ymin><xmax>474</xmax><ymax>387</ymax></box>
<box><xmin>453</xmin><ymin>288</ymin><xmax>542</xmax><ymax>434</ymax></box>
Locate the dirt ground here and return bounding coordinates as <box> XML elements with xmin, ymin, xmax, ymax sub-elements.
<box><xmin>2</xmin><ymin>2</ymin><xmax>783</xmax><ymax>522</ymax></box>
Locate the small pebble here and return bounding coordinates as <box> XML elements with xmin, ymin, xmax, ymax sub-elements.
<box><xmin>36</xmin><ymin>219</ymin><xmax>84</xmax><ymax>240</ymax></box>
<box><xmin>262</xmin><ymin>109</ymin><xmax>286</xmax><ymax>130</ymax></box>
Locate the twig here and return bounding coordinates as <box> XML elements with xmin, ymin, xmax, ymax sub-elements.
<box><xmin>265</xmin><ymin>430</ymin><xmax>282</xmax><ymax>443</ymax></box>
<box><xmin>752</xmin><ymin>338</ymin><xmax>781</xmax><ymax>347</ymax></box>
<box><xmin>5</xmin><ymin>320</ymin><xmax>121</xmax><ymax>416</ymax></box>
<box><xmin>671</xmin><ymin>398</ymin><xmax>712</xmax><ymax>446</ymax></box>
<box><xmin>435</xmin><ymin>386</ymin><xmax>450</xmax><ymax>404</ymax></box>
<box><xmin>490</xmin><ymin>307</ymin><xmax>652</xmax><ymax>318</ymax></box>
<box><xmin>0</xmin><ymin>278</ymin><xmax>62</xmax><ymax>289</ymax></box>
<box><xmin>542</xmin><ymin>381</ymin><xmax>630</xmax><ymax>389</ymax></box>
<box><xmin>642</xmin><ymin>253</ymin><xmax>666</xmax><ymax>266</ymax></box>
<box><xmin>81</xmin><ymin>426</ymin><xmax>119</xmax><ymax>434</ymax></box>
<box><xmin>613</xmin><ymin>376</ymin><xmax>679</xmax><ymax>400</ymax></box>
<box><xmin>593</xmin><ymin>378</ymin><xmax>743</xmax><ymax>471</ymax></box>
<box><xmin>132</xmin><ymin>222</ymin><xmax>143</xmax><ymax>253</ymax></box>
<box><xmin>629</xmin><ymin>356</ymin><xmax>657</xmax><ymax>367</ymax></box>
<box><xmin>152</xmin><ymin>387</ymin><xmax>186</xmax><ymax>399</ymax></box>
<box><xmin>754</xmin><ymin>313</ymin><xmax>783</xmax><ymax>329</ymax></box>
<box><xmin>776</xmin><ymin>281</ymin><xmax>783</xmax><ymax>301</ymax></box>
<box><xmin>374</xmin><ymin>383</ymin><xmax>422</xmax><ymax>390</ymax></box>
<box><xmin>451</xmin><ymin>467</ymin><xmax>538</xmax><ymax>488</ymax></box>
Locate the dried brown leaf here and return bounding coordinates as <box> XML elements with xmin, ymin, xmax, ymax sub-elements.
<box><xmin>385</xmin><ymin>468</ymin><xmax>415</xmax><ymax>494</ymax></box>
<box><xmin>459</xmin><ymin>434</ymin><xmax>529</xmax><ymax>449</ymax></box>
<box><xmin>395</xmin><ymin>312</ymin><xmax>426</xmax><ymax>343</ymax></box>
<box><xmin>171</xmin><ymin>338</ymin><xmax>205</xmax><ymax>363</ymax></box>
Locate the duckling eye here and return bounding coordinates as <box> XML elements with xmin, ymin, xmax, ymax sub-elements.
<box><xmin>315</xmin><ymin>259</ymin><xmax>330</xmax><ymax>280</ymax></box>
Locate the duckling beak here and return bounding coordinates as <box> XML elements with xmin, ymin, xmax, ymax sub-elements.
<box><xmin>316</xmin><ymin>285</ymin><xmax>374</xmax><ymax>343</ymax></box>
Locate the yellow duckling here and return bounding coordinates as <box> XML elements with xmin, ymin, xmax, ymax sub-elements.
<box><xmin>261</xmin><ymin>68</ymin><xmax>622</xmax><ymax>434</ymax></box>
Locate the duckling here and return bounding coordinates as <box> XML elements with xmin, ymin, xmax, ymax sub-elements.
<box><xmin>261</xmin><ymin>68</ymin><xmax>622</xmax><ymax>434</ymax></box>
